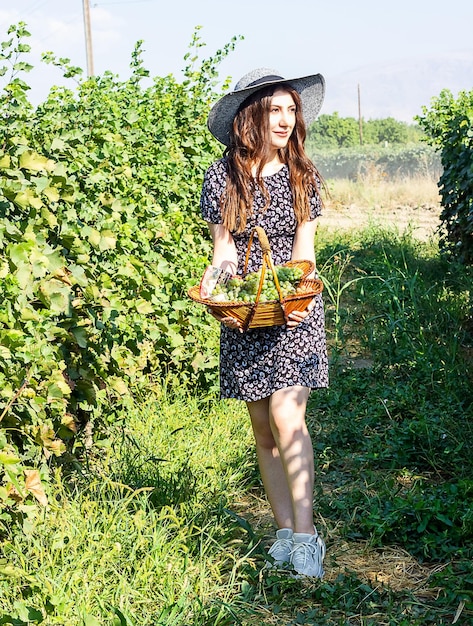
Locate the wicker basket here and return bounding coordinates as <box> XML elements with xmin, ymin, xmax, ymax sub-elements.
<box><xmin>188</xmin><ymin>226</ymin><xmax>323</xmax><ymax>331</ymax></box>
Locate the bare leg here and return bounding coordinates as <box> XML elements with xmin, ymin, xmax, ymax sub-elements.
<box><xmin>247</xmin><ymin>386</ymin><xmax>315</xmax><ymax>534</ymax></box>
<box><xmin>269</xmin><ymin>386</ymin><xmax>315</xmax><ymax>534</ymax></box>
<box><xmin>247</xmin><ymin>397</ymin><xmax>294</xmax><ymax>529</ymax></box>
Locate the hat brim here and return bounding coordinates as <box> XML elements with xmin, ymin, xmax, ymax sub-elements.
<box><xmin>207</xmin><ymin>73</ymin><xmax>325</xmax><ymax>146</ymax></box>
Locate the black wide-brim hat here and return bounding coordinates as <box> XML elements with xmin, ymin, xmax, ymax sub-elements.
<box><xmin>207</xmin><ymin>67</ymin><xmax>325</xmax><ymax>146</ymax></box>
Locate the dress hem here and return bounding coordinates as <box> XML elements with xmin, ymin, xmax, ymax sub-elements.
<box><xmin>219</xmin><ymin>381</ymin><xmax>329</xmax><ymax>403</ymax></box>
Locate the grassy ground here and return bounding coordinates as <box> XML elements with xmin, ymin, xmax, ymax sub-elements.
<box><xmin>0</xmin><ymin>391</ymin><xmax>256</xmax><ymax>625</ymax></box>
<box><xmin>1</xmin><ymin>180</ymin><xmax>472</xmax><ymax>625</ymax></box>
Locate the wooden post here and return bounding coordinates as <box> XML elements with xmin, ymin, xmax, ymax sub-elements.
<box><xmin>82</xmin><ymin>0</ymin><xmax>94</xmax><ymax>77</ymax></box>
<box><xmin>358</xmin><ymin>83</ymin><xmax>363</xmax><ymax>145</ymax></box>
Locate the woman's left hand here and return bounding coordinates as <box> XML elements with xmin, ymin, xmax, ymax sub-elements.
<box><xmin>286</xmin><ymin>298</ymin><xmax>315</xmax><ymax>329</ymax></box>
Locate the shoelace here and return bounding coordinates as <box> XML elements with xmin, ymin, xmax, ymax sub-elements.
<box><xmin>290</xmin><ymin>537</ymin><xmax>325</xmax><ymax>567</ymax></box>
<box><xmin>268</xmin><ymin>538</ymin><xmax>292</xmax><ymax>558</ymax></box>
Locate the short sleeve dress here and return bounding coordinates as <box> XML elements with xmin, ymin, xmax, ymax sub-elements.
<box><xmin>200</xmin><ymin>157</ymin><xmax>329</xmax><ymax>402</ymax></box>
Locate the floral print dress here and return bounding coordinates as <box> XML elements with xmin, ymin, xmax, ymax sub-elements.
<box><xmin>200</xmin><ymin>157</ymin><xmax>329</xmax><ymax>402</ymax></box>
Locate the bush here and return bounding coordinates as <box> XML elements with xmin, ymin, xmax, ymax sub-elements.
<box><xmin>417</xmin><ymin>88</ymin><xmax>473</xmax><ymax>264</ymax></box>
<box><xmin>0</xmin><ymin>23</ymin><xmax>235</xmax><ymax>515</ymax></box>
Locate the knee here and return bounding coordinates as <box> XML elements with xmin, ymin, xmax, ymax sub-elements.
<box><xmin>270</xmin><ymin>411</ymin><xmax>306</xmax><ymax>440</ymax></box>
<box><xmin>252</xmin><ymin>422</ymin><xmax>276</xmax><ymax>450</ymax></box>
<box><xmin>269</xmin><ymin>387</ymin><xmax>309</xmax><ymax>439</ymax></box>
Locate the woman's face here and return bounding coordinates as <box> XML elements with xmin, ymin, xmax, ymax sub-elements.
<box><xmin>268</xmin><ymin>88</ymin><xmax>296</xmax><ymax>152</ymax></box>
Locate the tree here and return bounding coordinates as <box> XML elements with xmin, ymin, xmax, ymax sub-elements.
<box><xmin>308</xmin><ymin>112</ymin><xmax>359</xmax><ymax>148</ymax></box>
<box><xmin>364</xmin><ymin>117</ymin><xmax>409</xmax><ymax>144</ymax></box>
<box><xmin>308</xmin><ymin>113</ymin><xmax>424</xmax><ymax>147</ymax></box>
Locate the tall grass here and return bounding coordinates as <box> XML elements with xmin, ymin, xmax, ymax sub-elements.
<box><xmin>0</xmin><ymin>392</ymin><xmax>260</xmax><ymax>625</ymax></box>
<box><xmin>1</xmin><ymin>224</ymin><xmax>472</xmax><ymax>625</ymax></box>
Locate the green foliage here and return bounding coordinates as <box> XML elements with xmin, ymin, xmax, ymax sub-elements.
<box><xmin>308</xmin><ymin>112</ymin><xmax>360</xmax><ymax>148</ymax></box>
<box><xmin>0</xmin><ymin>24</ymin><xmax>237</xmax><ymax>515</ymax></box>
<box><xmin>314</xmin><ymin>227</ymin><xmax>473</xmax><ymax>563</ymax></box>
<box><xmin>364</xmin><ymin>116</ymin><xmax>410</xmax><ymax>144</ymax></box>
<box><xmin>0</xmin><ymin>226</ymin><xmax>472</xmax><ymax>624</ymax></box>
<box><xmin>417</xmin><ymin>88</ymin><xmax>473</xmax><ymax>264</ymax></box>
<box><xmin>0</xmin><ymin>22</ymin><xmax>472</xmax><ymax>626</ymax></box>
<box><xmin>0</xmin><ymin>388</ymin><xmax>256</xmax><ymax>625</ymax></box>
<box><xmin>0</xmin><ymin>22</ymin><xmax>33</xmax><ymax>113</ymax></box>
<box><xmin>307</xmin><ymin>114</ymin><xmax>436</xmax><ymax>182</ymax></box>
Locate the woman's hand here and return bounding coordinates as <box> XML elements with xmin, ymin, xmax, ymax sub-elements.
<box><xmin>207</xmin><ymin>307</ymin><xmax>243</xmax><ymax>332</ymax></box>
<box><xmin>286</xmin><ymin>298</ymin><xmax>315</xmax><ymax>329</ymax></box>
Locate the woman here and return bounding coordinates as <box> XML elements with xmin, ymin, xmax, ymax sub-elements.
<box><xmin>200</xmin><ymin>68</ymin><xmax>328</xmax><ymax>578</ymax></box>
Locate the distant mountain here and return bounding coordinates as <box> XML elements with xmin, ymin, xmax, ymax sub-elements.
<box><xmin>322</xmin><ymin>52</ymin><xmax>473</xmax><ymax>122</ymax></box>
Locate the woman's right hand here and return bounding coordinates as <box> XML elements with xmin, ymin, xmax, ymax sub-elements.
<box><xmin>207</xmin><ymin>307</ymin><xmax>243</xmax><ymax>332</ymax></box>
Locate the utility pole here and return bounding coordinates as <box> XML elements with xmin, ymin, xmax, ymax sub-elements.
<box><xmin>357</xmin><ymin>83</ymin><xmax>363</xmax><ymax>145</ymax></box>
<box><xmin>82</xmin><ymin>0</ymin><xmax>94</xmax><ymax>76</ymax></box>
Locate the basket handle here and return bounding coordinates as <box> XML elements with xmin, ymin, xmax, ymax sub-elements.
<box><xmin>253</xmin><ymin>225</ymin><xmax>271</xmax><ymax>254</ymax></box>
<box><xmin>241</xmin><ymin>227</ymin><xmax>284</xmax><ymax>331</ymax></box>
<box><xmin>243</xmin><ymin>226</ymin><xmax>271</xmax><ymax>272</ymax></box>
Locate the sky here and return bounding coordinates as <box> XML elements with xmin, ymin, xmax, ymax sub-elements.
<box><xmin>1</xmin><ymin>0</ymin><xmax>473</xmax><ymax>121</ymax></box>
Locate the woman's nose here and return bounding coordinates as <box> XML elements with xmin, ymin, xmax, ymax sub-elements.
<box><xmin>279</xmin><ymin>112</ymin><xmax>289</xmax><ymax>127</ymax></box>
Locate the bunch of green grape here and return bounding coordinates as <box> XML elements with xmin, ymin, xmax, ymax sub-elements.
<box><xmin>210</xmin><ymin>265</ymin><xmax>304</xmax><ymax>303</ymax></box>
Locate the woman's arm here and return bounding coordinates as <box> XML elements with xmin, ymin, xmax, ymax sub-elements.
<box><xmin>291</xmin><ymin>218</ymin><xmax>318</xmax><ymax>278</ymax></box>
<box><xmin>286</xmin><ymin>218</ymin><xmax>319</xmax><ymax>328</ymax></box>
<box><xmin>207</xmin><ymin>223</ymin><xmax>242</xmax><ymax>331</ymax></box>
<box><xmin>209</xmin><ymin>223</ymin><xmax>238</xmax><ymax>275</ymax></box>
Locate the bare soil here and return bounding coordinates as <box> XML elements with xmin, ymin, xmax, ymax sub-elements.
<box><xmin>321</xmin><ymin>201</ymin><xmax>442</xmax><ymax>241</ymax></box>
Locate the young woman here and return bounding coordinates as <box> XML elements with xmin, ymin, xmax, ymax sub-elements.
<box><xmin>200</xmin><ymin>68</ymin><xmax>328</xmax><ymax>578</ymax></box>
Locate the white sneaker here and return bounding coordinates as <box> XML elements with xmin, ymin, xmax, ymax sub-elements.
<box><xmin>265</xmin><ymin>528</ymin><xmax>294</xmax><ymax>569</ymax></box>
<box><xmin>290</xmin><ymin>529</ymin><xmax>326</xmax><ymax>578</ymax></box>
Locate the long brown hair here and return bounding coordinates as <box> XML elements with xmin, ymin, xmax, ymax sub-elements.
<box><xmin>220</xmin><ymin>84</ymin><xmax>324</xmax><ymax>233</ymax></box>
